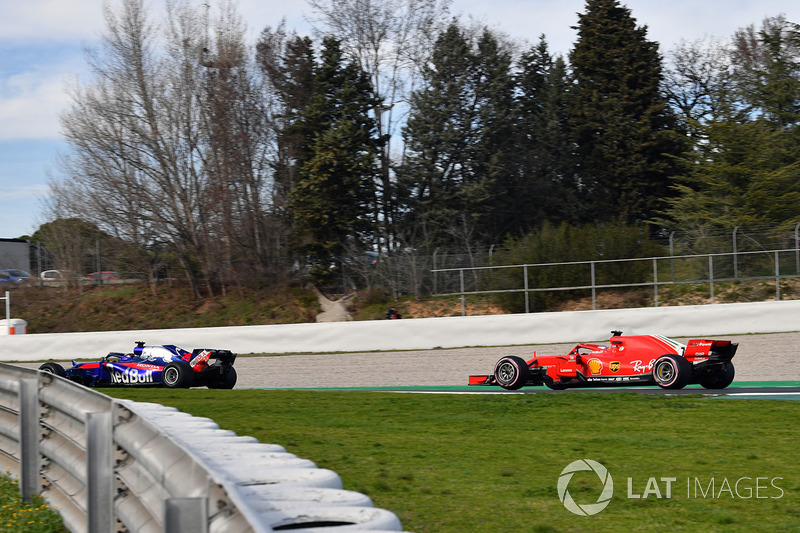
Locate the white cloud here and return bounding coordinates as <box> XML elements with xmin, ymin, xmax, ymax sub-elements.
<box><xmin>0</xmin><ymin>0</ymin><xmax>106</xmax><ymax>42</ymax></box>
<box><xmin>0</xmin><ymin>68</ymin><xmax>72</xmax><ymax>141</ymax></box>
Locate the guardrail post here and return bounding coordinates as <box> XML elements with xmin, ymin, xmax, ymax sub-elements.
<box><xmin>165</xmin><ymin>498</ymin><xmax>209</xmax><ymax>533</ymax></box>
<box><xmin>86</xmin><ymin>411</ymin><xmax>114</xmax><ymax>533</ymax></box>
<box><xmin>19</xmin><ymin>378</ymin><xmax>39</xmax><ymax>503</ymax></box>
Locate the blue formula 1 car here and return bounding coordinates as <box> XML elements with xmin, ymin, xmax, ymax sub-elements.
<box><xmin>38</xmin><ymin>341</ymin><xmax>237</xmax><ymax>389</ymax></box>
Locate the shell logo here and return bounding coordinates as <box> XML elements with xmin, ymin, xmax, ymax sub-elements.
<box><xmin>587</xmin><ymin>358</ymin><xmax>603</xmax><ymax>374</ymax></box>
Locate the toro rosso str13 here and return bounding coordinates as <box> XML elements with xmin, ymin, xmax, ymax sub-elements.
<box><xmin>39</xmin><ymin>341</ymin><xmax>237</xmax><ymax>389</ymax></box>
<box><xmin>469</xmin><ymin>331</ymin><xmax>737</xmax><ymax>391</ymax></box>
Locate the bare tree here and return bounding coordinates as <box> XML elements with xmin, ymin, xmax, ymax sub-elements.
<box><xmin>663</xmin><ymin>37</ymin><xmax>736</xmax><ymax>138</ymax></box>
<box><xmin>53</xmin><ymin>0</ymin><xmax>280</xmax><ymax>296</ymax></box>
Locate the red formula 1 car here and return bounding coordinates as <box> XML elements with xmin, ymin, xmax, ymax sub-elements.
<box><xmin>469</xmin><ymin>331</ymin><xmax>738</xmax><ymax>391</ymax></box>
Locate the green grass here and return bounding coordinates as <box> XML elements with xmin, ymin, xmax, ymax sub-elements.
<box><xmin>102</xmin><ymin>389</ymin><xmax>800</xmax><ymax>532</ymax></box>
<box><xmin>0</xmin><ymin>470</ymin><xmax>66</xmax><ymax>532</ymax></box>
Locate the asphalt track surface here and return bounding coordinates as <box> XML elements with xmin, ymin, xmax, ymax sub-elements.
<box><xmin>227</xmin><ymin>331</ymin><xmax>800</xmax><ymax>398</ymax></box>
<box><xmin>13</xmin><ymin>331</ymin><xmax>800</xmax><ymax>397</ymax></box>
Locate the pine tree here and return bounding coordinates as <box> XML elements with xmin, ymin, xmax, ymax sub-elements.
<box><xmin>398</xmin><ymin>23</ymin><xmax>520</xmax><ymax>249</ymax></box>
<box><xmin>397</xmin><ymin>22</ymin><xmax>479</xmax><ymax>249</ymax></box>
<box><xmin>288</xmin><ymin>38</ymin><xmax>381</xmax><ymax>281</ymax></box>
<box><xmin>568</xmin><ymin>0</ymin><xmax>684</xmax><ymax>224</ymax></box>
<box><xmin>514</xmin><ymin>37</ymin><xmax>579</xmax><ymax>229</ymax></box>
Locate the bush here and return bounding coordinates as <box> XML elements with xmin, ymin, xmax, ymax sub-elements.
<box><xmin>488</xmin><ymin>222</ymin><xmax>665</xmax><ymax>312</ymax></box>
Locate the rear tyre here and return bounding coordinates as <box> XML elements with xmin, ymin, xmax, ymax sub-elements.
<box><xmin>699</xmin><ymin>363</ymin><xmax>735</xmax><ymax>389</ymax></box>
<box><xmin>207</xmin><ymin>367</ymin><xmax>237</xmax><ymax>389</ymax></box>
<box><xmin>652</xmin><ymin>354</ymin><xmax>692</xmax><ymax>389</ymax></box>
<box><xmin>493</xmin><ymin>356</ymin><xmax>530</xmax><ymax>390</ymax></box>
<box><xmin>39</xmin><ymin>362</ymin><xmax>66</xmax><ymax>378</ymax></box>
<box><xmin>163</xmin><ymin>362</ymin><xmax>194</xmax><ymax>388</ymax></box>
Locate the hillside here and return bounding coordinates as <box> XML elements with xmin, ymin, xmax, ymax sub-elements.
<box><xmin>5</xmin><ymin>277</ymin><xmax>799</xmax><ymax>334</ymax></box>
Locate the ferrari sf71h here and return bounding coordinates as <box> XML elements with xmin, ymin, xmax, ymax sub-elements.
<box><xmin>469</xmin><ymin>331</ymin><xmax>737</xmax><ymax>391</ymax></box>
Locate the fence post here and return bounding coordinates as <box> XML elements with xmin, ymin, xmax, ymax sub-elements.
<box><xmin>775</xmin><ymin>250</ymin><xmax>781</xmax><ymax>301</ymax></box>
<box><xmin>709</xmin><ymin>255</ymin><xmax>715</xmax><ymax>304</ymax></box>
<box><xmin>3</xmin><ymin>291</ymin><xmax>9</xmax><ymax>335</ymax></box>
<box><xmin>19</xmin><ymin>378</ymin><xmax>39</xmax><ymax>503</ymax></box>
<box><xmin>733</xmin><ymin>227</ymin><xmax>739</xmax><ymax>279</ymax></box>
<box><xmin>590</xmin><ymin>262</ymin><xmax>596</xmax><ymax>310</ymax></box>
<box><xmin>432</xmin><ymin>249</ymin><xmax>438</xmax><ymax>295</ymax></box>
<box><xmin>669</xmin><ymin>231</ymin><xmax>675</xmax><ymax>282</ymax></box>
<box><xmin>795</xmin><ymin>221</ymin><xmax>799</xmax><ymax>274</ymax></box>
<box><xmin>459</xmin><ymin>269</ymin><xmax>466</xmax><ymax>316</ymax></box>
<box><xmin>523</xmin><ymin>265</ymin><xmax>529</xmax><ymax>314</ymax></box>
<box><xmin>653</xmin><ymin>258</ymin><xmax>658</xmax><ymax>307</ymax></box>
<box><xmin>86</xmin><ymin>411</ymin><xmax>114</xmax><ymax>533</ymax></box>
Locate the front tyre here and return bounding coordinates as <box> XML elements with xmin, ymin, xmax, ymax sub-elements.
<box><xmin>700</xmin><ymin>363</ymin><xmax>735</xmax><ymax>389</ymax></box>
<box><xmin>39</xmin><ymin>362</ymin><xmax>66</xmax><ymax>378</ymax></box>
<box><xmin>493</xmin><ymin>356</ymin><xmax>530</xmax><ymax>390</ymax></box>
<box><xmin>163</xmin><ymin>362</ymin><xmax>194</xmax><ymax>388</ymax></box>
<box><xmin>207</xmin><ymin>367</ymin><xmax>237</xmax><ymax>389</ymax></box>
<box><xmin>652</xmin><ymin>354</ymin><xmax>692</xmax><ymax>389</ymax></box>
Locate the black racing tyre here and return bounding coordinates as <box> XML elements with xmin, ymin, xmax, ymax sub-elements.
<box><xmin>699</xmin><ymin>363</ymin><xmax>735</xmax><ymax>389</ymax></box>
<box><xmin>39</xmin><ymin>362</ymin><xmax>66</xmax><ymax>378</ymax></box>
<box><xmin>163</xmin><ymin>361</ymin><xmax>194</xmax><ymax>388</ymax></box>
<box><xmin>207</xmin><ymin>367</ymin><xmax>237</xmax><ymax>389</ymax></box>
<box><xmin>652</xmin><ymin>354</ymin><xmax>692</xmax><ymax>390</ymax></box>
<box><xmin>493</xmin><ymin>356</ymin><xmax>530</xmax><ymax>390</ymax></box>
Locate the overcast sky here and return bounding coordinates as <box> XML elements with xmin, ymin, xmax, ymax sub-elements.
<box><xmin>0</xmin><ymin>0</ymin><xmax>795</xmax><ymax>240</ymax></box>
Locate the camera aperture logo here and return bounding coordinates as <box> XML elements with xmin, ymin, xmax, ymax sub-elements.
<box><xmin>557</xmin><ymin>459</ymin><xmax>614</xmax><ymax>516</ymax></box>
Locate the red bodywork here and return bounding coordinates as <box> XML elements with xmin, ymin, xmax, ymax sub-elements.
<box><xmin>469</xmin><ymin>332</ymin><xmax>738</xmax><ymax>390</ymax></box>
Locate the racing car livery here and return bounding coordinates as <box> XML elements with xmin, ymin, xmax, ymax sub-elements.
<box><xmin>469</xmin><ymin>331</ymin><xmax>737</xmax><ymax>390</ymax></box>
<box><xmin>39</xmin><ymin>342</ymin><xmax>237</xmax><ymax>389</ymax></box>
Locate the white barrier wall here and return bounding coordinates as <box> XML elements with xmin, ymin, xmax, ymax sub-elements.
<box><xmin>1</xmin><ymin>300</ymin><xmax>799</xmax><ymax>362</ymax></box>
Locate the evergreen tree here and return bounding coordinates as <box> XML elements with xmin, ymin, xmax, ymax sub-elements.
<box><xmin>256</xmin><ymin>30</ymin><xmax>316</xmax><ymax>213</ymax></box>
<box><xmin>288</xmin><ymin>38</ymin><xmax>381</xmax><ymax>281</ymax></box>
<box><xmin>472</xmin><ymin>29</ymin><xmax>519</xmax><ymax>242</ymax></box>
<box><xmin>514</xmin><ymin>37</ymin><xmax>579</xmax><ymax>229</ymax></box>
<box><xmin>568</xmin><ymin>0</ymin><xmax>684</xmax><ymax>224</ymax></box>
<box><xmin>663</xmin><ymin>17</ymin><xmax>800</xmax><ymax>233</ymax></box>
<box><xmin>731</xmin><ymin>16</ymin><xmax>800</xmax><ymax>127</ymax></box>
<box><xmin>397</xmin><ymin>22</ymin><xmax>480</xmax><ymax>249</ymax></box>
<box><xmin>398</xmin><ymin>23</ymin><xmax>520</xmax><ymax>250</ymax></box>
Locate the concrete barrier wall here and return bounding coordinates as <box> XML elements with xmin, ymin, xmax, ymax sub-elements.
<box><xmin>1</xmin><ymin>300</ymin><xmax>799</xmax><ymax>362</ymax></box>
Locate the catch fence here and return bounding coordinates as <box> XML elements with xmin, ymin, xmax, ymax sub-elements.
<box><xmin>432</xmin><ymin>248</ymin><xmax>800</xmax><ymax>316</ymax></box>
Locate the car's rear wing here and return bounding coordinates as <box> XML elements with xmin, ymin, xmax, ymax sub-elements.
<box><xmin>192</xmin><ymin>348</ymin><xmax>236</xmax><ymax>365</ymax></box>
<box><xmin>683</xmin><ymin>339</ymin><xmax>738</xmax><ymax>362</ymax></box>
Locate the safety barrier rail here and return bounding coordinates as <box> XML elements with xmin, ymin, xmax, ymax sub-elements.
<box><xmin>0</xmin><ymin>362</ymin><xmax>402</xmax><ymax>532</ymax></box>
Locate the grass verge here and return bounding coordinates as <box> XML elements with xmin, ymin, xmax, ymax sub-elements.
<box><xmin>103</xmin><ymin>389</ymin><xmax>800</xmax><ymax>533</ymax></box>
<box><xmin>0</xmin><ymin>470</ymin><xmax>66</xmax><ymax>532</ymax></box>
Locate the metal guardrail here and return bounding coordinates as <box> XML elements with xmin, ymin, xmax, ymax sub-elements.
<box><xmin>433</xmin><ymin>248</ymin><xmax>800</xmax><ymax>315</ymax></box>
<box><xmin>0</xmin><ymin>363</ymin><xmax>403</xmax><ymax>532</ymax></box>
